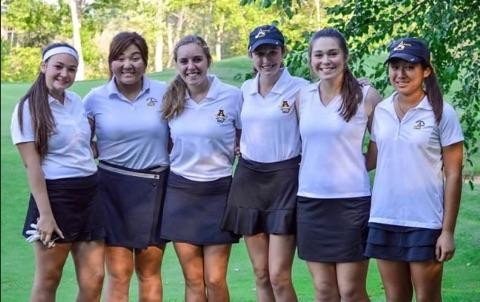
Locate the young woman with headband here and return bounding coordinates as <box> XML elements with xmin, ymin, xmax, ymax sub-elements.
<box><xmin>11</xmin><ymin>42</ymin><xmax>105</xmax><ymax>301</ymax></box>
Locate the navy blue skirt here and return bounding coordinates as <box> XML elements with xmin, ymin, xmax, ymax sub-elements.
<box><xmin>23</xmin><ymin>173</ymin><xmax>105</xmax><ymax>243</ymax></box>
<box><xmin>365</xmin><ymin>223</ymin><xmax>441</xmax><ymax>261</ymax></box>
<box><xmin>297</xmin><ymin>196</ymin><xmax>371</xmax><ymax>262</ymax></box>
<box><xmin>221</xmin><ymin>156</ymin><xmax>300</xmax><ymax>236</ymax></box>
<box><xmin>161</xmin><ymin>172</ymin><xmax>240</xmax><ymax>245</ymax></box>
<box><xmin>96</xmin><ymin>161</ymin><xmax>169</xmax><ymax>249</ymax></box>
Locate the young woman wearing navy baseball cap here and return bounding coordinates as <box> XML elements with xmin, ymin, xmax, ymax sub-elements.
<box><xmin>221</xmin><ymin>24</ymin><xmax>308</xmax><ymax>301</ymax></box>
<box><xmin>365</xmin><ymin>38</ymin><xmax>464</xmax><ymax>301</ymax></box>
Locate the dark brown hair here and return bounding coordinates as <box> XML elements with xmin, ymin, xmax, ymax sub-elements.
<box><xmin>422</xmin><ymin>61</ymin><xmax>443</xmax><ymax>124</ymax></box>
<box><xmin>162</xmin><ymin>35</ymin><xmax>212</xmax><ymax>120</ymax></box>
<box><xmin>17</xmin><ymin>42</ymin><xmax>78</xmax><ymax>158</ymax></box>
<box><xmin>108</xmin><ymin>32</ymin><xmax>148</xmax><ymax>79</ymax></box>
<box><xmin>309</xmin><ymin>28</ymin><xmax>362</xmax><ymax>122</ymax></box>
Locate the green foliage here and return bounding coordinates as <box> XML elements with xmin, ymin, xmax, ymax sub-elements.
<box><xmin>1</xmin><ymin>46</ymin><xmax>40</xmax><ymax>82</ymax></box>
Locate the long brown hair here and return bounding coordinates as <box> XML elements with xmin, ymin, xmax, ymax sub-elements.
<box><xmin>17</xmin><ymin>43</ymin><xmax>78</xmax><ymax>158</ymax></box>
<box><xmin>108</xmin><ymin>32</ymin><xmax>149</xmax><ymax>79</ymax></box>
<box><xmin>309</xmin><ymin>28</ymin><xmax>362</xmax><ymax>122</ymax></box>
<box><xmin>162</xmin><ymin>35</ymin><xmax>212</xmax><ymax>120</ymax></box>
<box><xmin>422</xmin><ymin>62</ymin><xmax>443</xmax><ymax>124</ymax></box>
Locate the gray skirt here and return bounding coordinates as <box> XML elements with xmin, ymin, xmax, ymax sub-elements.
<box><xmin>297</xmin><ymin>196</ymin><xmax>371</xmax><ymax>262</ymax></box>
<box><xmin>221</xmin><ymin>156</ymin><xmax>300</xmax><ymax>236</ymax></box>
<box><xmin>161</xmin><ymin>172</ymin><xmax>240</xmax><ymax>245</ymax></box>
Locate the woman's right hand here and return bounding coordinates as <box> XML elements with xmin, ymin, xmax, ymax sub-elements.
<box><xmin>37</xmin><ymin>214</ymin><xmax>64</xmax><ymax>246</ymax></box>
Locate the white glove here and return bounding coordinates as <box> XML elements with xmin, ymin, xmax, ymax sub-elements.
<box><xmin>25</xmin><ymin>222</ymin><xmax>59</xmax><ymax>248</ymax></box>
<box><xmin>25</xmin><ymin>223</ymin><xmax>40</xmax><ymax>243</ymax></box>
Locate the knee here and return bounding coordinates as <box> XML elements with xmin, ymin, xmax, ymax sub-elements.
<box><xmin>269</xmin><ymin>270</ymin><xmax>292</xmax><ymax>292</ymax></box>
<box><xmin>338</xmin><ymin>286</ymin><xmax>368</xmax><ymax>302</ymax></box>
<box><xmin>37</xmin><ymin>270</ymin><xmax>63</xmax><ymax>291</ymax></box>
<box><xmin>314</xmin><ymin>281</ymin><xmax>339</xmax><ymax>301</ymax></box>
<box><xmin>253</xmin><ymin>267</ymin><xmax>271</xmax><ymax>287</ymax></box>
<box><xmin>204</xmin><ymin>275</ymin><xmax>227</xmax><ymax>292</ymax></box>
<box><xmin>108</xmin><ymin>264</ymin><xmax>133</xmax><ymax>285</ymax></box>
<box><xmin>79</xmin><ymin>268</ymin><xmax>105</xmax><ymax>291</ymax></box>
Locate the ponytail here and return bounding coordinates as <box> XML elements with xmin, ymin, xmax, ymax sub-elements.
<box><xmin>18</xmin><ymin>72</ymin><xmax>55</xmax><ymax>158</ymax></box>
<box><xmin>162</xmin><ymin>75</ymin><xmax>188</xmax><ymax>120</ymax></box>
<box><xmin>339</xmin><ymin>68</ymin><xmax>363</xmax><ymax>122</ymax></box>
<box><xmin>423</xmin><ymin>64</ymin><xmax>443</xmax><ymax>124</ymax></box>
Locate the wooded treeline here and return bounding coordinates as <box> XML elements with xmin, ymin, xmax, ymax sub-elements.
<box><xmin>0</xmin><ymin>0</ymin><xmax>337</xmax><ymax>81</ymax></box>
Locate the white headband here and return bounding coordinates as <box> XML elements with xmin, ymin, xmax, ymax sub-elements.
<box><xmin>42</xmin><ymin>46</ymin><xmax>79</xmax><ymax>62</ymax></box>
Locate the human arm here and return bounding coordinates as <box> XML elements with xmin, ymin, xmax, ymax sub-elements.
<box><xmin>235</xmin><ymin>129</ymin><xmax>242</xmax><ymax>156</ymax></box>
<box><xmin>87</xmin><ymin>117</ymin><xmax>98</xmax><ymax>159</ymax></box>
<box><xmin>16</xmin><ymin>142</ymin><xmax>64</xmax><ymax>245</ymax></box>
<box><xmin>436</xmin><ymin>141</ymin><xmax>463</xmax><ymax>262</ymax></box>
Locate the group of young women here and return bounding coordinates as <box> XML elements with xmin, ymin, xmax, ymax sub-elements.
<box><xmin>11</xmin><ymin>24</ymin><xmax>463</xmax><ymax>302</ymax></box>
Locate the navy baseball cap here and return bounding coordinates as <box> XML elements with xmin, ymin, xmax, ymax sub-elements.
<box><xmin>386</xmin><ymin>38</ymin><xmax>430</xmax><ymax>64</ymax></box>
<box><xmin>248</xmin><ymin>25</ymin><xmax>285</xmax><ymax>52</ymax></box>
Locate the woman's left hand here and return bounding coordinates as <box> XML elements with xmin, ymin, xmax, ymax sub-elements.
<box><xmin>435</xmin><ymin>231</ymin><xmax>456</xmax><ymax>262</ymax></box>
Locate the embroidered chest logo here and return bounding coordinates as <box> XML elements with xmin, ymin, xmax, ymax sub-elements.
<box><xmin>280</xmin><ymin>100</ymin><xmax>291</xmax><ymax>113</ymax></box>
<box><xmin>146</xmin><ymin>98</ymin><xmax>157</xmax><ymax>106</ymax></box>
<box><xmin>216</xmin><ymin>109</ymin><xmax>226</xmax><ymax>123</ymax></box>
<box><xmin>413</xmin><ymin>120</ymin><xmax>426</xmax><ymax>129</ymax></box>
<box><xmin>393</xmin><ymin>40</ymin><xmax>412</xmax><ymax>51</ymax></box>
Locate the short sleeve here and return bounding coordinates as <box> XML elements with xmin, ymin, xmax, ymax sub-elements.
<box><xmin>10</xmin><ymin>101</ymin><xmax>35</xmax><ymax>145</ymax></box>
<box><xmin>439</xmin><ymin>103</ymin><xmax>464</xmax><ymax>147</ymax></box>
<box><xmin>82</xmin><ymin>90</ymin><xmax>95</xmax><ymax>119</ymax></box>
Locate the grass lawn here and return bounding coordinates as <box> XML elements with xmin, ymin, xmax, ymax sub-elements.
<box><xmin>1</xmin><ymin>56</ymin><xmax>479</xmax><ymax>301</ymax></box>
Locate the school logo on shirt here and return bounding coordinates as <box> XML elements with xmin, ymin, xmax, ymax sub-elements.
<box><xmin>146</xmin><ymin>98</ymin><xmax>157</xmax><ymax>106</ymax></box>
<box><xmin>280</xmin><ymin>100</ymin><xmax>291</xmax><ymax>113</ymax></box>
<box><xmin>413</xmin><ymin>120</ymin><xmax>426</xmax><ymax>129</ymax></box>
<box><xmin>216</xmin><ymin>109</ymin><xmax>226</xmax><ymax>123</ymax></box>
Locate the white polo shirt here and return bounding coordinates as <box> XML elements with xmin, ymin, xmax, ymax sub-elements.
<box><xmin>83</xmin><ymin>77</ymin><xmax>169</xmax><ymax>170</ymax></box>
<box><xmin>11</xmin><ymin>91</ymin><xmax>97</xmax><ymax>179</ymax></box>
<box><xmin>370</xmin><ymin>93</ymin><xmax>464</xmax><ymax>229</ymax></box>
<box><xmin>240</xmin><ymin>68</ymin><xmax>308</xmax><ymax>163</ymax></box>
<box><xmin>297</xmin><ymin>83</ymin><xmax>372</xmax><ymax>198</ymax></box>
<box><xmin>169</xmin><ymin>75</ymin><xmax>242</xmax><ymax>181</ymax></box>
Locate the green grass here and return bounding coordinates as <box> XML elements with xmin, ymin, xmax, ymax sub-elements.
<box><xmin>1</xmin><ymin>56</ymin><xmax>479</xmax><ymax>301</ymax></box>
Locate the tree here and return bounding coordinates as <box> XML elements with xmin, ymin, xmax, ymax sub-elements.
<box><xmin>242</xmin><ymin>0</ymin><xmax>480</xmax><ymax>174</ymax></box>
<box><xmin>69</xmin><ymin>0</ymin><xmax>84</xmax><ymax>80</ymax></box>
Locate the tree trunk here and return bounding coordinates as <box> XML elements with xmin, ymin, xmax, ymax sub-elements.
<box><xmin>69</xmin><ymin>0</ymin><xmax>84</xmax><ymax>80</ymax></box>
<box><xmin>314</xmin><ymin>0</ymin><xmax>321</xmax><ymax>24</ymax></box>
<box><xmin>154</xmin><ymin>0</ymin><xmax>164</xmax><ymax>72</ymax></box>
<box><xmin>215</xmin><ymin>14</ymin><xmax>225</xmax><ymax>61</ymax></box>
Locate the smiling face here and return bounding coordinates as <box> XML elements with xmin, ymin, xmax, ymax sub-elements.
<box><xmin>110</xmin><ymin>44</ymin><xmax>146</xmax><ymax>87</ymax></box>
<box><xmin>310</xmin><ymin>37</ymin><xmax>346</xmax><ymax>81</ymax></box>
<box><xmin>250</xmin><ymin>44</ymin><xmax>284</xmax><ymax>78</ymax></box>
<box><xmin>388</xmin><ymin>59</ymin><xmax>431</xmax><ymax>97</ymax></box>
<box><xmin>41</xmin><ymin>53</ymin><xmax>78</xmax><ymax>98</ymax></box>
<box><xmin>175</xmin><ymin>42</ymin><xmax>210</xmax><ymax>89</ymax></box>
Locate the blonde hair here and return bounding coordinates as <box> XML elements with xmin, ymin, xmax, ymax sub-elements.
<box><xmin>162</xmin><ymin>35</ymin><xmax>212</xmax><ymax>120</ymax></box>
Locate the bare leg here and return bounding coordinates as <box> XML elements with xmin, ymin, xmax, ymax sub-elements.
<box><xmin>203</xmin><ymin>244</ymin><xmax>231</xmax><ymax>302</ymax></box>
<box><xmin>376</xmin><ymin>259</ymin><xmax>413</xmax><ymax>302</ymax></box>
<box><xmin>307</xmin><ymin>261</ymin><xmax>340</xmax><ymax>302</ymax></box>
<box><xmin>135</xmin><ymin>245</ymin><xmax>166</xmax><ymax>302</ymax></box>
<box><xmin>268</xmin><ymin>234</ymin><xmax>297</xmax><ymax>302</ymax></box>
<box><xmin>71</xmin><ymin>240</ymin><xmax>105</xmax><ymax>302</ymax></box>
<box><xmin>105</xmin><ymin>246</ymin><xmax>134</xmax><ymax>302</ymax></box>
<box><xmin>174</xmin><ymin>242</ymin><xmax>206</xmax><ymax>302</ymax></box>
<box><xmin>244</xmin><ymin>234</ymin><xmax>274</xmax><ymax>302</ymax></box>
<box><xmin>30</xmin><ymin>242</ymin><xmax>71</xmax><ymax>302</ymax></box>
<box><xmin>336</xmin><ymin>260</ymin><xmax>370</xmax><ymax>302</ymax></box>
<box><xmin>410</xmin><ymin>260</ymin><xmax>443</xmax><ymax>302</ymax></box>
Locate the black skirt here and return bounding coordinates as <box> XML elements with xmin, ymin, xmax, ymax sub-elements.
<box><xmin>221</xmin><ymin>156</ymin><xmax>300</xmax><ymax>235</ymax></box>
<box><xmin>161</xmin><ymin>172</ymin><xmax>240</xmax><ymax>245</ymax></box>
<box><xmin>365</xmin><ymin>223</ymin><xmax>441</xmax><ymax>262</ymax></box>
<box><xmin>23</xmin><ymin>173</ymin><xmax>105</xmax><ymax>243</ymax></box>
<box><xmin>96</xmin><ymin>161</ymin><xmax>169</xmax><ymax>249</ymax></box>
<box><xmin>296</xmin><ymin>196</ymin><xmax>371</xmax><ymax>262</ymax></box>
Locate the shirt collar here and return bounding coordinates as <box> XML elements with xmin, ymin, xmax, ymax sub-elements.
<box><xmin>248</xmin><ymin>68</ymin><xmax>291</xmax><ymax>95</ymax></box>
<box><xmin>48</xmin><ymin>92</ymin><xmax>71</xmax><ymax>104</ymax></box>
<box><xmin>185</xmin><ymin>74</ymin><xmax>218</xmax><ymax>101</ymax></box>
<box><xmin>107</xmin><ymin>76</ymin><xmax>150</xmax><ymax>99</ymax></box>
<box><xmin>388</xmin><ymin>92</ymin><xmax>432</xmax><ymax>111</ymax></box>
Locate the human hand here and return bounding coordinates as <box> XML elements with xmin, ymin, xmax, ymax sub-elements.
<box><xmin>36</xmin><ymin>216</ymin><xmax>64</xmax><ymax>248</ymax></box>
<box><xmin>25</xmin><ymin>222</ymin><xmax>62</xmax><ymax>248</ymax></box>
<box><xmin>435</xmin><ymin>231</ymin><xmax>456</xmax><ymax>262</ymax></box>
<box><xmin>357</xmin><ymin>77</ymin><xmax>372</xmax><ymax>86</ymax></box>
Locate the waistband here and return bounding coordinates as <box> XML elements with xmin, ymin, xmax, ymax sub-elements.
<box><xmin>239</xmin><ymin>155</ymin><xmax>301</xmax><ymax>172</ymax></box>
<box><xmin>98</xmin><ymin>161</ymin><xmax>168</xmax><ymax>179</ymax></box>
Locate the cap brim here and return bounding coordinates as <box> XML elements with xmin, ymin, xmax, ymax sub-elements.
<box><xmin>249</xmin><ymin>39</ymin><xmax>283</xmax><ymax>52</ymax></box>
<box><xmin>385</xmin><ymin>53</ymin><xmax>423</xmax><ymax>64</ymax></box>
